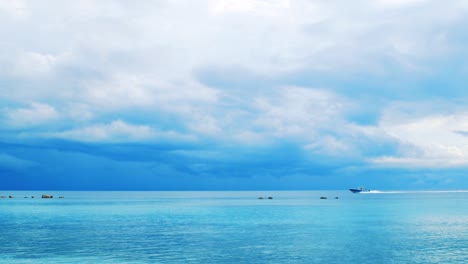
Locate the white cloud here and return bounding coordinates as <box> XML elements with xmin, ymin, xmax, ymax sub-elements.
<box><xmin>51</xmin><ymin>120</ymin><xmax>194</xmax><ymax>143</ymax></box>
<box><xmin>12</xmin><ymin>52</ymin><xmax>57</xmax><ymax>77</ymax></box>
<box><xmin>4</xmin><ymin>102</ymin><xmax>59</xmax><ymax>128</ymax></box>
<box><xmin>375</xmin><ymin>0</ymin><xmax>428</xmax><ymax>8</ymax></box>
<box><xmin>304</xmin><ymin>135</ymin><xmax>352</xmax><ymax>156</ymax></box>
<box><xmin>52</xmin><ymin>120</ymin><xmax>153</xmax><ymax>142</ymax></box>
<box><xmin>0</xmin><ymin>0</ymin><xmax>465</xmax><ymax>106</ymax></box>
<box><xmin>253</xmin><ymin>86</ymin><xmax>347</xmax><ymax>137</ymax></box>
<box><xmin>2</xmin><ymin>0</ymin><xmax>462</xmax><ymax>84</ymax></box>
<box><xmin>65</xmin><ymin>103</ymin><xmax>94</xmax><ymax>121</ymax></box>
<box><xmin>1</xmin><ymin>0</ymin><xmax>468</xmax><ymax>158</ymax></box>
<box><xmin>210</xmin><ymin>0</ymin><xmax>292</xmax><ymax>17</ymax></box>
<box><xmin>370</xmin><ymin>156</ymin><xmax>468</xmax><ymax>168</ymax></box>
<box><xmin>179</xmin><ymin>85</ymin><xmax>368</xmax><ymax>155</ymax></box>
<box><xmin>371</xmin><ymin>104</ymin><xmax>468</xmax><ymax>167</ymax></box>
<box><xmin>232</xmin><ymin>131</ymin><xmax>265</xmax><ymax>144</ymax></box>
<box><xmin>187</xmin><ymin>115</ymin><xmax>221</xmax><ymax>135</ymax></box>
<box><xmin>0</xmin><ymin>0</ymin><xmax>29</xmax><ymax>19</ymax></box>
<box><xmin>82</xmin><ymin>73</ymin><xmax>219</xmax><ymax>114</ymax></box>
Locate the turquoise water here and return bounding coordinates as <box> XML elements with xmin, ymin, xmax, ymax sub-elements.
<box><xmin>1</xmin><ymin>190</ymin><xmax>468</xmax><ymax>263</ymax></box>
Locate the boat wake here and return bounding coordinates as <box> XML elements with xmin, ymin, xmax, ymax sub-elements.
<box><xmin>360</xmin><ymin>190</ymin><xmax>468</xmax><ymax>194</ymax></box>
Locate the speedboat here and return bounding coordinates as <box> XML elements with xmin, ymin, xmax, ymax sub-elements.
<box><xmin>349</xmin><ymin>187</ymin><xmax>370</xmax><ymax>193</ymax></box>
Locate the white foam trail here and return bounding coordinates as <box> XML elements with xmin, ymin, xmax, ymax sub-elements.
<box><xmin>361</xmin><ymin>190</ymin><xmax>468</xmax><ymax>194</ymax></box>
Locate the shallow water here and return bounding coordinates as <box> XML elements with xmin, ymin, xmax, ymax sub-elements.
<box><xmin>1</xmin><ymin>190</ymin><xmax>467</xmax><ymax>263</ymax></box>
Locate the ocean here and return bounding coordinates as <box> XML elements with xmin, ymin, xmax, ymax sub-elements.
<box><xmin>1</xmin><ymin>190</ymin><xmax>467</xmax><ymax>263</ymax></box>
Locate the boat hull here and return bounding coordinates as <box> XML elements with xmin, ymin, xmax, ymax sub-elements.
<box><xmin>349</xmin><ymin>187</ymin><xmax>370</xmax><ymax>193</ymax></box>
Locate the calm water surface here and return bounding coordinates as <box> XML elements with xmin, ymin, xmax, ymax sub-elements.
<box><xmin>1</xmin><ymin>190</ymin><xmax>467</xmax><ymax>263</ymax></box>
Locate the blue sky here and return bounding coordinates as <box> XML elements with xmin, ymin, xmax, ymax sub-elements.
<box><xmin>2</xmin><ymin>0</ymin><xmax>468</xmax><ymax>190</ymax></box>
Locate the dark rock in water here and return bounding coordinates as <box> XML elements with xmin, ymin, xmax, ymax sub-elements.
<box><xmin>267</xmin><ymin>197</ymin><xmax>273</xmax><ymax>199</ymax></box>
<box><xmin>31</xmin><ymin>196</ymin><xmax>35</xmax><ymax>198</ymax></box>
<box><xmin>320</xmin><ymin>196</ymin><xmax>327</xmax><ymax>199</ymax></box>
<box><xmin>59</xmin><ymin>196</ymin><xmax>64</xmax><ymax>199</ymax></box>
<box><xmin>42</xmin><ymin>194</ymin><xmax>53</xmax><ymax>199</ymax></box>
<box><xmin>258</xmin><ymin>197</ymin><xmax>264</xmax><ymax>199</ymax></box>
<box><xmin>0</xmin><ymin>196</ymin><xmax>6</xmax><ymax>198</ymax></box>
<box><xmin>334</xmin><ymin>197</ymin><xmax>339</xmax><ymax>199</ymax></box>
<box><xmin>24</xmin><ymin>197</ymin><xmax>28</xmax><ymax>198</ymax></box>
<box><xmin>9</xmin><ymin>196</ymin><xmax>14</xmax><ymax>198</ymax></box>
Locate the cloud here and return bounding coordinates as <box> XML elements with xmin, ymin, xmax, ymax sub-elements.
<box><xmin>12</xmin><ymin>52</ymin><xmax>57</xmax><ymax>77</ymax></box>
<box><xmin>2</xmin><ymin>0</ymin><xmax>464</xmax><ymax>84</ymax></box>
<box><xmin>1</xmin><ymin>0</ymin><xmax>467</xmax><ymax>109</ymax></box>
<box><xmin>2</xmin><ymin>0</ymin><xmax>468</xmax><ymax>189</ymax></box>
<box><xmin>304</xmin><ymin>136</ymin><xmax>352</xmax><ymax>156</ymax></box>
<box><xmin>170</xmin><ymin>85</ymin><xmax>357</xmax><ymax>148</ymax></box>
<box><xmin>50</xmin><ymin>120</ymin><xmax>193</xmax><ymax>143</ymax></box>
<box><xmin>252</xmin><ymin>86</ymin><xmax>347</xmax><ymax>138</ymax></box>
<box><xmin>51</xmin><ymin>120</ymin><xmax>155</xmax><ymax>142</ymax></box>
<box><xmin>370</xmin><ymin>156</ymin><xmax>468</xmax><ymax>168</ymax></box>
<box><xmin>81</xmin><ymin>73</ymin><xmax>219</xmax><ymax>113</ymax></box>
<box><xmin>210</xmin><ymin>0</ymin><xmax>292</xmax><ymax>17</ymax></box>
<box><xmin>3</xmin><ymin>102</ymin><xmax>59</xmax><ymax>128</ymax></box>
<box><xmin>370</xmin><ymin>103</ymin><xmax>468</xmax><ymax>167</ymax></box>
<box><xmin>375</xmin><ymin>0</ymin><xmax>428</xmax><ymax>8</ymax></box>
<box><xmin>0</xmin><ymin>0</ymin><xmax>29</xmax><ymax>19</ymax></box>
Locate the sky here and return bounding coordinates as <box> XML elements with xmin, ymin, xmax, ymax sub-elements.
<box><xmin>2</xmin><ymin>0</ymin><xmax>468</xmax><ymax>190</ymax></box>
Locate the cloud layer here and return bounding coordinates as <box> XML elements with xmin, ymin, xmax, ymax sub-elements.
<box><xmin>2</xmin><ymin>0</ymin><xmax>468</xmax><ymax>189</ymax></box>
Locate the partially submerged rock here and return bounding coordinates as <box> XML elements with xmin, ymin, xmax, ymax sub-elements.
<box><xmin>267</xmin><ymin>197</ymin><xmax>273</xmax><ymax>199</ymax></box>
<box><xmin>258</xmin><ymin>197</ymin><xmax>264</xmax><ymax>199</ymax></box>
<box><xmin>8</xmin><ymin>195</ymin><xmax>14</xmax><ymax>198</ymax></box>
<box><xmin>59</xmin><ymin>196</ymin><xmax>64</xmax><ymax>199</ymax></box>
<box><xmin>42</xmin><ymin>194</ymin><xmax>53</xmax><ymax>199</ymax></box>
<box><xmin>320</xmin><ymin>196</ymin><xmax>327</xmax><ymax>199</ymax></box>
